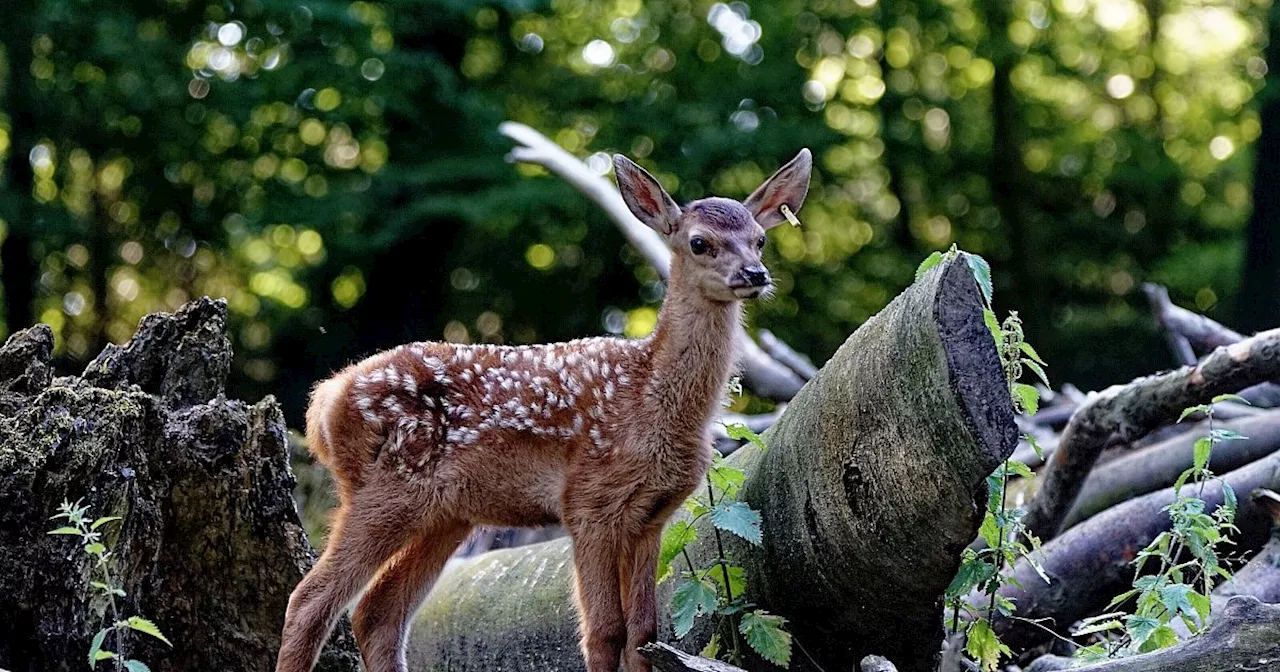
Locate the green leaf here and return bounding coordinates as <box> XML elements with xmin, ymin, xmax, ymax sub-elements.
<box><xmin>1187</xmin><ymin>590</ymin><xmax>1212</xmax><ymax>626</ymax></box>
<box><xmin>123</xmin><ymin>661</ymin><xmax>152</xmax><ymax>672</ymax></box>
<box><xmin>1173</xmin><ymin>468</ymin><xmax>1193</xmax><ymax>495</ymax></box>
<box><xmin>1158</xmin><ymin>583</ymin><xmax>1196</xmax><ymax>619</ymax></box>
<box><xmin>1024</xmin><ymin>433</ymin><xmax>1044</xmax><ymax>460</ymax></box>
<box><xmin>1212</xmin><ymin>394</ymin><xmax>1250</xmax><ymax>405</ymax></box>
<box><xmin>1023</xmin><ymin>360</ymin><xmax>1051</xmax><ymax>388</ymax></box>
<box><xmin>707</xmin><ymin>463</ymin><xmax>745</xmax><ymax>499</ymax></box>
<box><xmin>84</xmin><ymin>542</ymin><xmax>106</xmax><ymax>556</ymax></box>
<box><xmin>700</xmin><ymin>633</ymin><xmax>721</xmax><ymax>659</ymax></box>
<box><xmin>1194</xmin><ymin>437</ymin><xmax>1212</xmax><ymax>473</ymax></box>
<box><xmin>1019</xmin><ymin>341</ymin><xmax>1047</xmax><ymax>365</ymax></box>
<box><xmin>1106</xmin><ymin>588</ymin><xmax>1140</xmax><ymax>610</ymax></box>
<box><xmin>1072</xmin><ymin>619</ymin><xmax>1123</xmax><ymax>637</ymax></box>
<box><xmin>1012</xmin><ymin>383</ymin><xmax>1039</xmax><ymax>416</ymax></box>
<box><xmin>979</xmin><ymin>511</ymin><xmax>1003</xmax><ymax>549</ymax></box>
<box><xmin>657</xmin><ymin>521</ymin><xmax>697</xmax><ymax>583</ymax></box>
<box><xmin>670</xmin><ymin>576</ymin><xmax>718</xmax><ymax>639</ymax></box>
<box><xmin>47</xmin><ymin>527</ymin><xmax>83</xmax><ymax>536</ymax></box>
<box><xmin>965</xmin><ymin>619</ymin><xmax>1010</xmax><ymax>672</ymax></box>
<box><xmin>739</xmin><ymin>610</ymin><xmax>792</xmax><ymax>667</ymax></box>
<box><xmin>90</xmin><ymin>516</ymin><xmax>122</xmax><ymax>531</ymax></box>
<box><xmin>1223</xmin><ymin>482</ymin><xmax>1238</xmax><ymax>517</ymax></box>
<box><xmin>984</xmin><ymin>309</ymin><xmax>1002</xmax><ymax>344</ymax></box>
<box><xmin>946</xmin><ymin>553</ymin><xmax>996</xmax><ymax>597</ymax></box>
<box><xmin>684</xmin><ymin>498</ymin><xmax>710</xmax><ymax>517</ymax></box>
<box><xmin>1210</xmin><ymin>429</ymin><xmax>1247</xmax><ymax>442</ymax></box>
<box><xmin>964</xmin><ymin>252</ymin><xmax>994</xmax><ymax>307</ymax></box>
<box><xmin>88</xmin><ymin>629</ymin><xmax>108</xmax><ymax>668</ymax></box>
<box><xmin>1004</xmin><ymin>460</ymin><xmax>1034</xmax><ymax>480</ymax></box>
<box><xmin>94</xmin><ymin>650</ymin><xmax>117</xmax><ymax>662</ymax></box>
<box><xmin>705</xmin><ymin>563</ymin><xmax>746</xmax><ymax>600</ymax></box>
<box><xmin>723</xmin><ymin>423</ymin><xmax>767</xmax><ymax>452</ymax></box>
<box><xmin>1178</xmin><ymin>405</ymin><xmax>1210</xmax><ymax>422</ymax></box>
<box><xmin>1138</xmin><ymin>624</ymin><xmax>1179</xmax><ymax>652</ymax></box>
<box><xmin>1125</xmin><ymin>614</ymin><xmax>1161</xmax><ymax>647</ymax></box>
<box><xmin>710</xmin><ymin>501</ymin><xmax>763</xmax><ymax>546</ymax></box>
<box><xmin>915</xmin><ymin>251</ymin><xmax>944</xmax><ymax>281</ymax></box>
<box><xmin>118</xmin><ymin>616</ymin><xmax>172</xmax><ymax>646</ymax></box>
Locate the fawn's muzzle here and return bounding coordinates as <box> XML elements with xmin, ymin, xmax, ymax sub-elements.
<box><xmin>741</xmin><ymin>267</ymin><xmax>771</xmax><ymax>288</ymax></box>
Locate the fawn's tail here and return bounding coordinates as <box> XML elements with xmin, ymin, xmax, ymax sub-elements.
<box><xmin>303</xmin><ymin>373</ymin><xmax>377</xmax><ymax>492</ymax></box>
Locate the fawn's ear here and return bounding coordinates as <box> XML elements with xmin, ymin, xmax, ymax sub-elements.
<box><xmin>614</xmin><ymin>154</ymin><xmax>682</xmax><ymax>236</ymax></box>
<box><xmin>744</xmin><ymin>148</ymin><xmax>813</xmax><ymax>229</ymax></box>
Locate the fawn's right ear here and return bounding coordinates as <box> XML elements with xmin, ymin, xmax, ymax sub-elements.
<box><xmin>614</xmin><ymin>154</ymin><xmax>682</xmax><ymax>236</ymax></box>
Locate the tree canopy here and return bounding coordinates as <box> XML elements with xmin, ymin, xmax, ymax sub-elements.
<box><xmin>0</xmin><ymin>0</ymin><xmax>1273</xmax><ymax>423</ymax></box>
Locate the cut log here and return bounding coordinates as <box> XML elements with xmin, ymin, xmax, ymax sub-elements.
<box><xmin>1026</xmin><ymin>596</ymin><xmax>1280</xmax><ymax>672</ymax></box>
<box><xmin>1061</xmin><ymin>410</ymin><xmax>1280</xmax><ymax>528</ymax></box>
<box><xmin>983</xmin><ymin>447</ymin><xmax>1280</xmax><ymax>650</ymax></box>
<box><xmin>408</xmin><ymin>258</ymin><xmax>1017</xmax><ymax>672</ymax></box>
<box><xmin>0</xmin><ymin>299</ymin><xmax>359</xmax><ymax>672</ymax></box>
<box><xmin>1021</xmin><ymin>328</ymin><xmax>1280</xmax><ymax>543</ymax></box>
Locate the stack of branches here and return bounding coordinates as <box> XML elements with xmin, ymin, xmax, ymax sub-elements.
<box><xmin>459</xmin><ymin>123</ymin><xmax>1280</xmax><ymax>670</ymax></box>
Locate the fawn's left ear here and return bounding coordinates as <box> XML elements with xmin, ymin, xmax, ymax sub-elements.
<box><xmin>614</xmin><ymin>154</ymin><xmax>683</xmax><ymax>236</ymax></box>
<box><xmin>744</xmin><ymin>148</ymin><xmax>812</xmax><ymax>229</ymax></box>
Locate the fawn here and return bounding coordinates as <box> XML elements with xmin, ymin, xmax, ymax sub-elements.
<box><xmin>275</xmin><ymin>148</ymin><xmax>812</xmax><ymax>672</ymax></box>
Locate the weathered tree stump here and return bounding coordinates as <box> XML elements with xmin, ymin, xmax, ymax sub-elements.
<box><xmin>0</xmin><ymin>298</ymin><xmax>358</xmax><ymax>672</ymax></box>
<box><xmin>407</xmin><ymin>258</ymin><xmax>1016</xmax><ymax>672</ymax></box>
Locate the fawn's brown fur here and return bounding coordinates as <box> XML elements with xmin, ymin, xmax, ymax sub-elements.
<box><xmin>275</xmin><ymin>149</ymin><xmax>811</xmax><ymax>672</ymax></box>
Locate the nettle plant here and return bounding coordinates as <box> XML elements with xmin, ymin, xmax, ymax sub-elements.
<box><xmin>1071</xmin><ymin>395</ymin><xmax>1242</xmax><ymax>658</ymax></box>
<box><xmin>658</xmin><ymin>419</ymin><xmax>792</xmax><ymax>668</ymax></box>
<box><xmin>925</xmin><ymin>247</ymin><xmax>1052</xmax><ymax>671</ymax></box>
<box><xmin>48</xmin><ymin>499</ymin><xmax>172</xmax><ymax>671</ymax></box>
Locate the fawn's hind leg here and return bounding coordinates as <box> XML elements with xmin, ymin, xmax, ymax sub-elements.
<box><xmin>352</xmin><ymin>519</ymin><xmax>471</xmax><ymax>672</ymax></box>
<box><xmin>276</xmin><ymin>490</ymin><xmax>420</xmax><ymax>672</ymax></box>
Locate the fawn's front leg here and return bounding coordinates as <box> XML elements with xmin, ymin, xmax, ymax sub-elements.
<box><xmin>570</xmin><ymin>528</ymin><xmax>627</xmax><ymax>672</ymax></box>
<box><xmin>619</xmin><ymin>531</ymin><xmax>661</xmax><ymax>672</ymax></box>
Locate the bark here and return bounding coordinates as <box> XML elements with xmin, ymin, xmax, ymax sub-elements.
<box><xmin>1061</xmin><ymin>410</ymin><xmax>1280</xmax><ymax>528</ymax></box>
<box><xmin>859</xmin><ymin>655</ymin><xmax>900</xmax><ymax>672</ymax></box>
<box><xmin>0</xmin><ymin>299</ymin><xmax>359</xmax><ymax>672</ymax></box>
<box><xmin>1026</xmin><ymin>597</ymin><xmax>1280</xmax><ymax>672</ymax></box>
<box><xmin>640</xmin><ymin>643</ymin><xmax>746</xmax><ymax>672</ymax></box>
<box><xmin>1021</xmin><ymin>328</ymin><xmax>1280</xmax><ymax>542</ymax></box>
<box><xmin>407</xmin><ymin>258</ymin><xmax>1017</xmax><ymax>672</ymax></box>
<box><xmin>984</xmin><ymin>447</ymin><xmax>1280</xmax><ymax>650</ymax></box>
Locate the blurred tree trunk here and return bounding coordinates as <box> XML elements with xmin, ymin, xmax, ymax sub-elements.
<box><xmin>1239</xmin><ymin>3</ymin><xmax>1280</xmax><ymax>331</ymax></box>
<box><xmin>0</xmin><ymin>4</ymin><xmax>38</xmax><ymax>334</ymax></box>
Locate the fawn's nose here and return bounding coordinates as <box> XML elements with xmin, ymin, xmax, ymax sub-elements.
<box><xmin>743</xmin><ymin>266</ymin><xmax>771</xmax><ymax>287</ymax></box>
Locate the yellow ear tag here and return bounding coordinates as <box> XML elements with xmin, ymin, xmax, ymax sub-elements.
<box><xmin>780</xmin><ymin>203</ymin><xmax>802</xmax><ymax>227</ymax></box>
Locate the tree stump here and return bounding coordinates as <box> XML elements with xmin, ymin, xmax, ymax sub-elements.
<box><xmin>0</xmin><ymin>298</ymin><xmax>358</xmax><ymax>672</ymax></box>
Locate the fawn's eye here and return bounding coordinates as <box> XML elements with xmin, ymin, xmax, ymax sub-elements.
<box><xmin>690</xmin><ymin>237</ymin><xmax>709</xmax><ymax>255</ymax></box>
<box><xmin>756</xmin><ymin>236</ymin><xmax>766</xmax><ymax>250</ymax></box>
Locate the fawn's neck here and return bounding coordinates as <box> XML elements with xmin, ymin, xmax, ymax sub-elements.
<box><xmin>644</xmin><ymin>255</ymin><xmax>743</xmax><ymax>433</ymax></box>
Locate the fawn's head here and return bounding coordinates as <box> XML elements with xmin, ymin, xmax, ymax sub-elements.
<box><xmin>613</xmin><ymin>150</ymin><xmax>812</xmax><ymax>303</ymax></box>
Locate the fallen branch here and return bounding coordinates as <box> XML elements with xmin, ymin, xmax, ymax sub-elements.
<box><xmin>499</xmin><ymin>121</ymin><xmax>808</xmax><ymax>401</ymax></box>
<box><xmin>756</xmin><ymin>329</ymin><xmax>818</xmax><ymax>379</ymax></box>
<box><xmin>640</xmin><ymin>643</ymin><xmax>746</xmax><ymax>672</ymax></box>
<box><xmin>407</xmin><ymin>259</ymin><xmax>1017</xmax><ymax>672</ymax></box>
<box><xmin>1026</xmin><ymin>596</ymin><xmax>1280</xmax><ymax>672</ymax></box>
<box><xmin>1143</xmin><ymin>283</ymin><xmax>1245</xmax><ymax>353</ymax></box>
<box><xmin>1021</xmin><ymin>328</ymin><xmax>1280</xmax><ymax>542</ymax></box>
<box><xmin>983</xmin><ymin>446</ymin><xmax>1280</xmax><ymax>650</ymax></box>
<box><xmin>1061</xmin><ymin>410</ymin><xmax>1280</xmax><ymax>528</ymax></box>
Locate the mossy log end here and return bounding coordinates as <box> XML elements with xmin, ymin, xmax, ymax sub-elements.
<box><xmin>409</xmin><ymin>259</ymin><xmax>1017</xmax><ymax>672</ymax></box>
<box><xmin>0</xmin><ymin>298</ymin><xmax>359</xmax><ymax>672</ymax></box>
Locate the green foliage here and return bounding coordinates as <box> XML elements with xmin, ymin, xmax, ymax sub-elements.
<box><xmin>942</xmin><ymin>249</ymin><xmax>1050</xmax><ymax>671</ymax></box>
<box><xmin>49</xmin><ymin>499</ymin><xmax>172</xmax><ymax>670</ymax></box>
<box><xmin>1074</xmin><ymin>395</ymin><xmax>1243</xmax><ymax>659</ymax></box>
<box><xmin>661</xmin><ymin>422</ymin><xmax>791</xmax><ymax>667</ymax></box>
